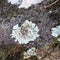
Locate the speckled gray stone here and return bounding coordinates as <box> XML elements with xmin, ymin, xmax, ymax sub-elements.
<box><xmin>0</xmin><ymin>0</ymin><xmax>59</xmax><ymax>49</ymax></box>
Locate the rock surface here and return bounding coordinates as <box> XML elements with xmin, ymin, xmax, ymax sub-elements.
<box><xmin>0</xmin><ymin>0</ymin><xmax>60</xmax><ymax>49</ymax></box>
<box><xmin>0</xmin><ymin>0</ymin><xmax>60</xmax><ymax>60</ymax></box>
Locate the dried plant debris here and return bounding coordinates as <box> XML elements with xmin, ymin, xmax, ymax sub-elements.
<box><xmin>5</xmin><ymin>44</ymin><xmax>27</xmax><ymax>60</ymax></box>
<box><xmin>44</xmin><ymin>0</ymin><xmax>60</xmax><ymax>9</ymax></box>
<box><xmin>46</xmin><ymin>0</ymin><xmax>60</xmax><ymax>25</ymax></box>
<box><xmin>44</xmin><ymin>0</ymin><xmax>59</xmax><ymax>9</ymax></box>
<box><xmin>0</xmin><ymin>43</ymin><xmax>16</xmax><ymax>60</ymax></box>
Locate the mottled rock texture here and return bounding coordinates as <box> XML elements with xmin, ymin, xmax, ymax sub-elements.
<box><xmin>0</xmin><ymin>0</ymin><xmax>60</xmax><ymax>49</ymax></box>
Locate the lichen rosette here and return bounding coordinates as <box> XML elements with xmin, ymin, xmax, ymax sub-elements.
<box><xmin>23</xmin><ymin>47</ymin><xmax>36</xmax><ymax>59</ymax></box>
<box><xmin>51</xmin><ymin>25</ymin><xmax>60</xmax><ymax>41</ymax></box>
<box><xmin>11</xmin><ymin>20</ymin><xmax>39</xmax><ymax>44</ymax></box>
<box><xmin>51</xmin><ymin>25</ymin><xmax>60</xmax><ymax>37</ymax></box>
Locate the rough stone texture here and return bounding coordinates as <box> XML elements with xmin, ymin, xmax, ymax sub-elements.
<box><xmin>0</xmin><ymin>0</ymin><xmax>60</xmax><ymax>49</ymax></box>
<box><xmin>41</xmin><ymin>49</ymin><xmax>60</xmax><ymax>60</ymax></box>
<box><xmin>0</xmin><ymin>0</ymin><xmax>60</xmax><ymax>60</ymax></box>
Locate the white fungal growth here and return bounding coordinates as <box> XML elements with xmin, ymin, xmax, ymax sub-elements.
<box><xmin>8</xmin><ymin>0</ymin><xmax>44</xmax><ymax>9</ymax></box>
<box><xmin>11</xmin><ymin>20</ymin><xmax>39</xmax><ymax>44</ymax></box>
<box><xmin>51</xmin><ymin>25</ymin><xmax>60</xmax><ymax>37</ymax></box>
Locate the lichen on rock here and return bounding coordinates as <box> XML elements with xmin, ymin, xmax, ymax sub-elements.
<box><xmin>11</xmin><ymin>20</ymin><xmax>39</xmax><ymax>44</ymax></box>
<box><xmin>8</xmin><ymin>0</ymin><xmax>44</xmax><ymax>9</ymax></box>
<box><xmin>51</xmin><ymin>25</ymin><xmax>60</xmax><ymax>37</ymax></box>
<box><xmin>23</xmin><ymin>47</ymin><xmax>41</xmax><ymax>60</ymax></box>
<box><xmin>23</xmin><ymin>47</ymin><xmax>36</xmax><ymax>59</ymax></box>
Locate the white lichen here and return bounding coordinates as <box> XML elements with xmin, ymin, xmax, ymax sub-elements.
<box><xmin>23</xmin><ymin>47</ymin><xmax>42</xmax><ymax>59</ymax></box>
<box><xmin>23</xmin><ymin>47</ymin><xmax>36</xmax><ymax>59</ymax></box>
<box><xmin>58</xmin><ymin>38</ymin><xmax>60</xmax><ymax>41</ymax></box>
<box><xmin>11</xmin><ymin>20</ymin><xmax>39</xmax><ymax>44</ymax></box>
<box><xmin>51</xmin><ymin>25</ymin><xmax>60</xmax><ymax>37</ymax></box>
<box><xmin>8</xmin><ymin>0</ymin><xmax>22</xmax><ymax>5</ymax></box>
<box><xmin>8</xmin><ymin>0</ymin><xmax>43</xmax><ymax>9</ymax></box>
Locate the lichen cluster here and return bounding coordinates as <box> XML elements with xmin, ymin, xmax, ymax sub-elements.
<box><xmin>8</xmin><ymin>0</ymin><xmax>44</xmax><ymax>9</ymax></box>
<box><xmin>11</xmin><ymin>20</ymin><xmax>39</xmax><ymax>44</ymax></box>
<box><xmin>51</xmin><ymin>25</ymin><xmax>60</xmax><ymax>37</ymax></box>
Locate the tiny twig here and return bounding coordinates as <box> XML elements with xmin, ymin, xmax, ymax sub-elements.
<box><xmin>44</xmin><ymin>0</ymin><xmax>59</xmax><ymax>9</ymax></box>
